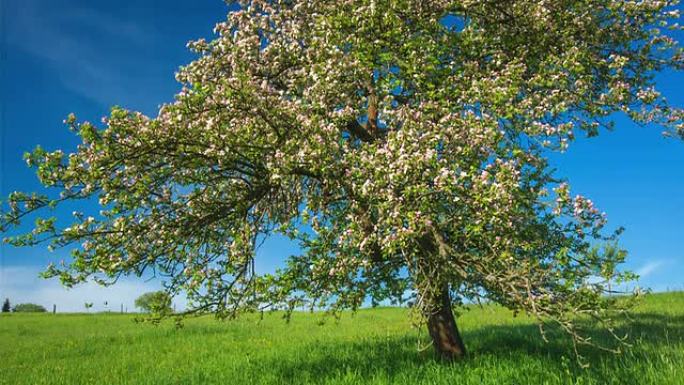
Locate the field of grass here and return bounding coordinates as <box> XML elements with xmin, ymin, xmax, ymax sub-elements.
<box><xmin>1</xmin><ymin>292</ymin><xmax>683</xmax><ymax>385</ymax></box>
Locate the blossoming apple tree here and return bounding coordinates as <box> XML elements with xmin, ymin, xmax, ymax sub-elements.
<box><xmin>2</xmin><ymin>0</ymin><xmax>683</xmax><ymax>361</ymax></box>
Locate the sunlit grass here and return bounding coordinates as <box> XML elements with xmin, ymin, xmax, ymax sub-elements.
<box><xmin>1</xmin><ymin>292</ymin><xmax>683</xmax><ymax>384</ymax></box>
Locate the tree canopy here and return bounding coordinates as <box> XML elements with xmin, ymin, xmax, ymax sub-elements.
<box><xmin>1</xmin><ymin>0</ymin><xmax>682</xmax><ymax>360</ymax></box>
<box><xmin>2</xmin><ymin>298</ymin><xmax>10</xmax><ymax>313</ymax></box>
<box><xmin>135</xmin><ymin>291</ymin><xmax>173</xmax><ymax>314</ymax></box>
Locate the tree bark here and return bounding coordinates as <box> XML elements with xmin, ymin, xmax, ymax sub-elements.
<box><xmin>426</xmin><ymin>287</ymin><xmax>466</xmax><ymax>361</ymax></box>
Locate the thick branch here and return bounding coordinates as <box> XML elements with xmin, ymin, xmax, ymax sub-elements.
<box><xmin>345</xmin><ymin>119</ymin><xmax>375</xmax><ymax>142</ymax></box>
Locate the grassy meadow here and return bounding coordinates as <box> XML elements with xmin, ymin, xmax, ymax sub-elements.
<box><xmin>1</xmin><ymin>292</ymin><xmax>683</xmax><ymax>385</ymax></box>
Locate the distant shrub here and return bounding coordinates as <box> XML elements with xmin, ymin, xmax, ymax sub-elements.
<box><xmin>12</xmin><ymin>303</ymin><xmax>47</xmax><ymax>313</ymax></box>
<box><xmin>2</xmin><ymin>298</ymin><xmax>10</xmax><ymax>313</ymax></box>
<box><xmin>135</xmin><ymin>291</ymin><xmax>172</xmax><ymax>314</ymax></box>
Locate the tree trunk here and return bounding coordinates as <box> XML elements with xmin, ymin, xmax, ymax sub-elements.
<box><xmin>426</xmin><ymin>288</ymin><xmax>466</xmax><ymax>361</ymax></box>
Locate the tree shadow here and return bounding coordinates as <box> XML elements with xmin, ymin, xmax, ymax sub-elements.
<box><xmin>249</xmin><ymin>311</ymin><xmax>684</xmax><ymax>384</ymax></box>
<box><xmin>466</xmin><ymin>311</ymin><xmax>684</xmax><ymax>382</ymax></box>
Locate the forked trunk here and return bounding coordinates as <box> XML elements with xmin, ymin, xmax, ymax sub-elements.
<box><xmin>426</xmin><ymin>288</ymin><xmax>466</xmax><ymax>361</ymax></box>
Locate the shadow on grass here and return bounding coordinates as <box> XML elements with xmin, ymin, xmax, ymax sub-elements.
<box><xmin>252</xmin><ymin>311</ymin><xmax>684</xmax><ymax>384</ymax></box>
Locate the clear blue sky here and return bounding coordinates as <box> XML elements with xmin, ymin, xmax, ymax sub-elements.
<box><xmin>1</xmin><ymin>0</ymin><xmax>683</xmax><ymax>311</ymax></box>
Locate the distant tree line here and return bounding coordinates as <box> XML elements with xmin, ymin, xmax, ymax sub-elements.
<box><xmin>1</xmin><ymin>298</ymin><xmax>47</xmax><ymax>313</ymax></box>
<box><xmin>13</xmin><ymin>303</ymin><xmax>47</xmax><ymax>312</ymax></box>
<box><xmin>1</xmin><ymin>292</ymin><xmax>171</xmax><ymax>314</ymax></box>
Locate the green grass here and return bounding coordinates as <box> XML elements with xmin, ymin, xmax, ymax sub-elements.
<box><xmin>1</xmin><ymin>292</ymin><xmax>683</xmax><ymax>385</ymax></box>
